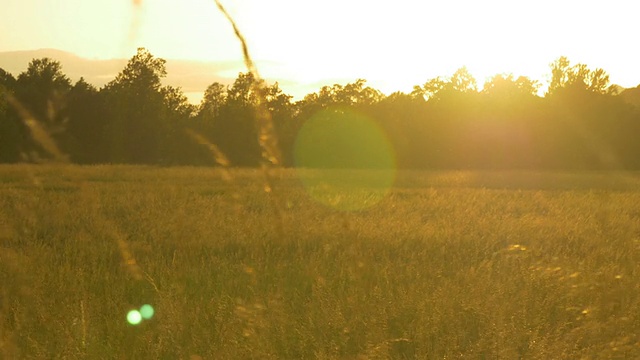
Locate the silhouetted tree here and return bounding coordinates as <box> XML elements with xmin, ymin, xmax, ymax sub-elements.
<box><xmin>1</xmin><ymin>52</ymin><xmax>640</xmax><ymax>170</ymax></box>
<box><xmin>158</xmin><ymin>85</ymin><xmax>199</xmax><ymax>164</ymax></box>
<box><xmin>413</xmin><ymin>67</ymin><xmax>478</xmax><ymax>102</ymax></box>
<box><xmin>620</xmin><ymin>85</ymin><xmax>640</xmax><ymax>109</ymax></box>
<box><xmin>413</xmin><ymin>68</ymin><xmax>481</xmax><ymax>168</ymax></box>
<box><xmin>102</xmin><ymin>48</ymin><xmax>168</xmax><ymax>163</ymax></box>
<box><xmin>473</xmin><ymin>74</ymin><xmax>545</xmax><ymax>169</ymax></box>
<box><xmin>0</xmin><ymin>68</ymin><xmax>22</xmax><ymax>162</ymax></box>
<box><xmin>65</xmin><ymin>78</ymin><xmax>109</xmax><ymax>163</ymax></box>
<box><xmin>264</xmin><ymin>82</ymin><xmax>295</xmax><ymax>166</ymax></box>
<box><xmin>184</xmin><ymin>82</ymin><xmax>229</xmax><ymax>165</ymax></box>
<box><xmin>12</xmin><ymin>58</ymin><xmax>72</xmax><ymax>161</ymax></box>
<box><xmin>194</xmin><ymin>76</ymin><xmax>296</xmax><ymax>166</ymax></box>
<box><xmin>199</xmin><ymin>82</ymin><xmax>227</xmax><ymax>123</ymax></box>
<box><xmin>483</xmin><ymin>74</ymin><xmax>540</xmax><ymax>98</ymax></box>
<box><xmin>211</xmin><ymin>72</ymin><xmax>262</xmax><ymax>166</ymax></box>
<box><xmin>0</xmin><ymin>68</ymin><xmax>16</xmax><ymax>89</ymax></box>
<box><xmin>547</xmin><ymin>56</ymin><xmax>617</xmax><ymax>96</ymax></box>
<box><xmin>15</xmin><ymin>58</ymin><xmax>72</xmax><ymax>124</ymax></box>
<box><xmin>372</xmin><ymin>91</ymin><xmax>430</xmax><ymax>168</ymax></box>
<box><xmin>295</xmin><ymin>79</ymin><xmax>383</xmax><ymax>123</ymax></box>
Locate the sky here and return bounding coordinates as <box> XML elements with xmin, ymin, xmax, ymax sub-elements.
<box><xmin>2</xmin><ymin>0</ymin><xmax>640</xmax><ymax>100</ymax></box>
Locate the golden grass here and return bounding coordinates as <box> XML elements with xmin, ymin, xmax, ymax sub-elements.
<box><xmin>1</xmin><ymin>165</ymin><xmax>640</xmax><ymax>358</ymax></box>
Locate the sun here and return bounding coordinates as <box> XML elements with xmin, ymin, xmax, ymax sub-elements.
<box><xmin>13</xmin><ymin>0</ymin><xmax>634</xmax><ymax>99</ymax></box>
<box><xmin>54</xmin><ymin>0</ymin><xmax>637</xmax><ymax>97</ymax></box>
<box><xmin>217</xmin><ymin>0</ymin><xmax>562</xmax><ymax>95</ymax></box>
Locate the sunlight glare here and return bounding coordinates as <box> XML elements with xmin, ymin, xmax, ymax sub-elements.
<box><xmin>294</xmin><ymin>107</ymin><xmax>396</xmax><ymax>211</ymax></box>
<box><xmin>127</xmin><ymin>310</ymin><xmax>142</xmax><ymax>325</ymax></box>
<box><xmin>140</xmin><ymin>304</ymin><xmax>155</xmax><ymax>320</ymax></box>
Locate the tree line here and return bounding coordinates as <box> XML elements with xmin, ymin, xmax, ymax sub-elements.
<box><xmin>1</xmin><ymin>47</ymin><xmax>639</xmax><ymax>170</ymax></box>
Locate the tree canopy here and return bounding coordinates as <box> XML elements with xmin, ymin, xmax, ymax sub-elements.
<box><xmin>1</xmin><ymin>51</ymin><xmax>639</xmax><ymax>170</ymax></box>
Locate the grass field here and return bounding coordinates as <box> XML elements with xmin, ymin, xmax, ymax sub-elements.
<box><xmin>1</xmin><ymin>165</ymin><xmax>640</xmax><ymax>359</ymax></box>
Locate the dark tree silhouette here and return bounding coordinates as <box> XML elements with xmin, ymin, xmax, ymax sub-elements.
<box><xmin>158</xmin><ymin>85</ymin><xmax>198</xmax><ymax>165</ymax></box>
<box><xmin>15</xmin><ymin>58</ymin><xmax>72</xmax><ymax>124</ymax></box>
<box><xmin>0</xmin><ymin>68</ymin><xmax>22</xmax><ymax>162</ymax></box>
<box><xmin>209</xmin><ymin>72</ymin><xmax>262</xmax><ymax>166</ymax></box>
<box><xmin>10</xmin><ymin>58</ymin><xmax>73</xmax><ymax>161</ymax></box>
<box><xmin>263</xmin><ymin>82</ymin><xmax>295</xmax><ymax>166</ymax></box>
<box><xmin>547</xmin><ymin>56</ymin><xmax>617</xmax><ymax>96</ymax></box>
<box><xmin>102</xmin><ymin>48</ymin><xmax>169</xmax><ymax>164</ymax></box>
<box><xmin>1</xmin><ymin>52</ymin><xmax>639</xmax><ymax>171</ymax></box>
<box><xmin>64</xmin><ymin>78</ymin><xmax>108</xmax><ymax>163</ymax></box>
<box><xmin>199</xmin><ymin>82</ymin><xmax>227</xmax><ymax>122</ymax></box>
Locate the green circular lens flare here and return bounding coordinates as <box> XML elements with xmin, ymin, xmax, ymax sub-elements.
<box><xmin>294</xmin><ymin>107</ymin><xmax>396</xmax><ymax>211</ymax></box>
<box><xmin>127</xmin><ymin>310</ymin><xmax>142</xmax><ymax>325</ymax></box>
<box><xmin>140</xmin><ymin>304</ymin><xmax>155</xmax><ymax>320</ymax></box>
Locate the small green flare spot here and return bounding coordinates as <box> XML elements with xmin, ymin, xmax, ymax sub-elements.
<box><xmin>140</xmin><ymin>304</ymin><xmax>155</xmax><ymax>320</ymax></box>
<box><xmin>127</xmin><ymin>310</ymin><xmax>142</xmax><ymax>325</ymax></box>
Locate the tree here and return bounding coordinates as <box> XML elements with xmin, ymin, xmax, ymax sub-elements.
<box><xmin>336</xmin><ymin>79</ymin><xmax>384</xmax><ymax>105</ymax></box>
<box><xmin>413</xmin><ymin>67</ymin><xmax>478</xmax><ymax>101</ymax></box>
<box><xmin>162</xmin><ymin>86</ymin><xmax>196</xmax><ymax>120</ymax></box>
<box><xmin>12</xmin><ymin>58</ymin><xmax>72</xmax><ymax>161</ymax></box>
<box><xmin>0</xmin><ymin>68</ymin><xmax>22</xmax><ymax>162</ymax></box>
<box><xmin>188</xmin><ymin>82</ymin><xmax>229</xmax><ymax>164</ymax></box>
<box><xmin>108</xmin><ymin>48</ymin><xmax>166</xmax><ymax>91</ymax></box>
<box><xmin>210</xmin><ymin>72</ymin><xmax>261</xmax><ymax>166</ymax></box>
<box><xmin>65</xmin><ymin>78</ymin><xmax>108</xmax><ymax>163</ymax></box>
<box><xmin>482</xmin><ymin>74</ymin><xmax>540</xmax><ymax>98</ymax></box>
<box><xmin>15</xmin><ymin>58</ymin><xmax>72</xmax><ymax>123</ymax></box>
<box><xmin>264</xmin><ymin>82</ymin><xmax>295</xmax><ymax>166</ymax></box>
<box><xmin>0</xmin><ymin>68</ymin><xmax>16</xmax><ymax>90</ymax></box>
<box><xmin>450</xmin><ymin>67</ymin><xmax>478</xmax><ymax>93</ymax></box>
<box><xmin>411</xmin><ymin>77</ymin><xmax>445</xmax><ymax>101</ymax></box>
<box><xmin>295</xmin><ymin>79</ymin><xmax>383</xmax><ymax>124</ymax></box>
<box><xmin>158</xmin><ymin>85</ymin><xmax>198</xmax><ymax>164</ymax></box>
<box><xmin>199</xmin><ymin>82</ymin><xmax>227</xmax><ymax>121</ymax></box>
<box><xmin>372</xmin><ymin>91</ymin><xmax>431</xmax><ymax>168</ymax></box>
<box><xmin>194</xmin><ymin>75</ymin><xmax>297</xmax><ymax>167</ymax></box>
<box><xmin>547</xmin><ymin>56</ymin><xmax>616</xmax><ymax>95</ymax></box>
<box><xmin>544</xmin><ymin>57</ymin><xmax>627</xmax><ymax>170</ymax></box>
<box><xmin>225</xmin><ymin>72</ymin><xmax>257</xmax><ymax>107</ymax></box>
<box><xmin>299</xmin><ymin>79</ymin><xmax>382</xmax><ymax>108</ymax></box>
<box><xmin>102</xmin><ymin>48</ymin><xmax>168</xmax><ymax>164</ymax></box>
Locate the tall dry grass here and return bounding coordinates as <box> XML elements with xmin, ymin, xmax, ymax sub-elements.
<box><xmin>1</xmin><ymin>165</ymin><xmax>640</xmax><ymax>358</ymax></box>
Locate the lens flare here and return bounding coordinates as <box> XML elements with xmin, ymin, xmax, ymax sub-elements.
<box><xmin>127</xmin><ymin>310</ymin><xmax>142</xmax><ymax>325</ymax></box>
<box><xmin>294</xmin><ymin>107</ymin><xmax>396</xmax><ymax>211</ymax></box>
<box><xmin>140</xmin><ymin>304</ymin><xmax>155</xmax><ymax>319</ymax></box>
